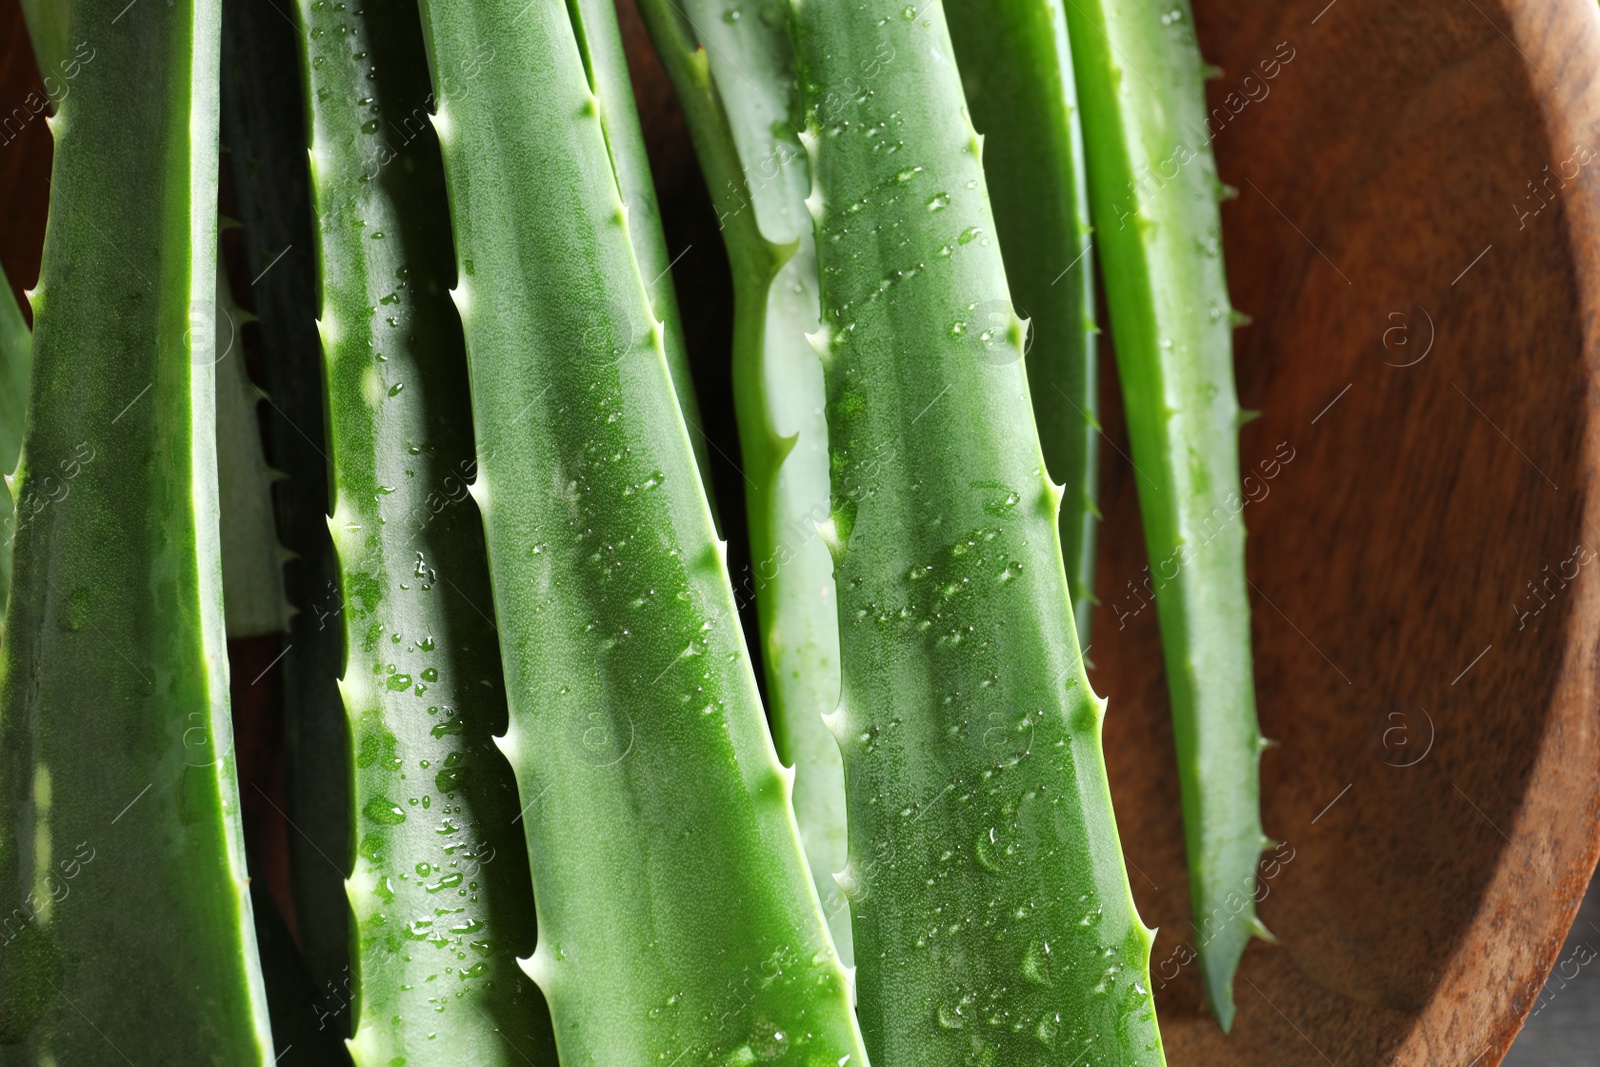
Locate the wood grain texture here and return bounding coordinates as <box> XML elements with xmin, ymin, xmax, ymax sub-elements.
<box><xmin>1500</xmin><ymin>873</ymin><xmax>1600</xmax><ymax>1064</ymax></box>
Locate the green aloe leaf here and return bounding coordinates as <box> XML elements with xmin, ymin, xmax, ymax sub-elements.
<box><xmin>567</xmin><ymin>0</ymin><xmax>718</xmax><ymax>521</ymax></box>
<box><xmin>19</xmin><ymin>0</ymin><xmax>71</xmax><ymax>84</ymax></box>
<box><xmin>792</xmin><ymin>0</ymin><xmax>1166</xmax><ymax>1062</ymax></box>
<box><xmin>944</xmin><ymin>0</ymin><xmax>1100</xmax><ymax>647</ymax></box>
<box><xmin>291</xmin><ymin>0</ymin><xmax>559</xmax><ymax>1060</ymax></box>
<box><xmin>34</xmin><ymin>0</ymin><xmax>294</xmax><ymax>642</ymax></box>
<box><xmin>214</xmin><ymin>246</ymin><xmax>292</xmax><ymax>640</ymax></box>
<box><xmin>0</xmin><ymin>264</ymin><xmax>30</xmax><ymax>613</ymax></box>
<box><xmin>412</xmin><ymin>0</ymin><xmax>867</xmax><ymax>1060</ymax></box>
<box><xmin>632</xmin><ymin>0</ymin><xmax>851</xmax><ymax>963</ymax></box>
<box><xmin>0</xmin><ymin>0</ymin><xmax>273</xmax><ymax>1059</ymax></box>
<box><xmin>1064</xmin><ymin>0</ymin><xmax>1269</xmax><ymax>1029</ymax></box>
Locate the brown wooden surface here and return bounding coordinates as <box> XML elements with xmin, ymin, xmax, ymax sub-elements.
<box><xmin>4</xmin><ymin>0</ymin><xmax>1600</xmax><ymax>1064</ymax></box>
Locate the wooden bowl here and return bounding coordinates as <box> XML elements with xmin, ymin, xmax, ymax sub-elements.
<box><xmin>622</xmin><ymin>0</ymin><xmax>1600</xmax><ymax>1063</ymax></box>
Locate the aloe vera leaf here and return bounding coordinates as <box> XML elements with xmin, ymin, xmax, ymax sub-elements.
<box><xmin>0</xmin><ymin>0</ymin><xmax>273</xmax><ymax>1057</ymax></box>
<box><xmin>943</xmin><ymin>0</ymin><xmax>1099</xmax><ymax>648</ymax></box>
<box><xmin>51</xmin><ymin>1</ymin><xmax>295</xmax><ymax>643</ymax></box>
<box><xmin>18</xmin><ymin>0</ymin><xmax>70</xmax><ymax>82</ymax></box>
<box><xmin>215</xmin><ymin>267</ymin><xmax>293</xmax><ymax>639</ymax></box>
<box><xmin>8</xmin><ymin>0</ymin><xmax>59</xmax><ymax>623</ymax></box>
<box><xmin>566</xmin><ymin>0</ymin><xmax>718</xmax><ymax>520</ymax></box>
<box><xmin>632</xmin><ymin>0</ymin><xmax>852</xmax><ymax>965</ymax></box>
<box><xmin>220</xmin><ymin>0</ymin><xmax>352</xmax><ymax>1003</ymax></box>
<box><xmin>1063</xmin><ymin>0</ymin><xmax>1267</xmax><ymax>1029</ymax></box>
<box><xmin>413</xmin><ymin>0</ymin><xmax>867</xmax><ymax>1060</ymax></box>
<box><xmin>30</xmin><ymin>16</ymin><xmax>307</xmax><ymax>1047</ymax></box>
<box><xmin>791</xmin><ymin>1</ymin><xmax>1166</xmax><ymax>1062</ymax></box>
<box><xmin>290</xmin><ymin>0</ymin><xmax>559</xmax><ymax>1060</ymax></box>
<box><xmin>0</xmin><ymin>264</ymin><xmax>29</xmax><ymax>611</ymax></box>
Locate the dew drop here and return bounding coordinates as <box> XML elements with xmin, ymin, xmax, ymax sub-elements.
<box><xmin>364</xmin><ymin>797</ymin><xmax>406</xmax><ymax>825</ymax></box>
